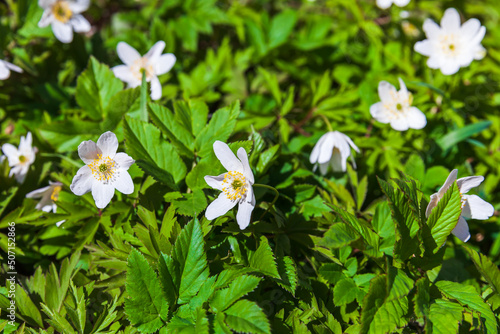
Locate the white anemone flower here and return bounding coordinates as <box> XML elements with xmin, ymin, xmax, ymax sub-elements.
<box><xmin>26</xmin><ymin>181</ymin><xmax>62</xmax><ymax>213</ymax></box>
<box><xmin>0</xmin><ymin>59</ymin><xmax>23</xmax><ymax>80</ymax></box>
<box><xmin>38</xmin><ymin>0</ymin><xmax>91</xmax><ymax>44</ymax></box>
<box><xmin>425</xmin><ymin>169</ymin><xmax>494</xmax><ymax>242</ymax></box>
<box><xmin>310</xmin><ymin>131</ymin><xmax>360</xmax><ymax>175</ymax></box>
<box><xmin>376</xmin><ymin>0</ymin><xmax>410</xmax><ymax>10</ymax></box>
<box><xmin>370</xmin><ymin>78</ymin><xmax>426</xmax><ymax>131</ymax></box>
<box><xmin>70</xmin><ymin>131</ymin><xmax>135</xmax><ymax>209</ymax></box>
<box><xmin>1</xmin><ymin>132</ymin><xmax>36</xmax><ymax>183</ymax></box>
<box><xmin>414</xmin><ymin>8</ymin><xmax>486</xmax><ymax>75</ymax></box>
<box><xmin>111</xmin><ymin>41</ymin><xmax>176</xmax><ymax>101</ymax></box>
<box><xmin>204</xmin><ymin>141</ymin><xmax>255</xmax><ymax>230</ymax></box>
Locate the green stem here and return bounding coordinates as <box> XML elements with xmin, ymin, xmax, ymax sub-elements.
<box><xmin>140</xmin><ymin>70</ymin><xmax>148</xmax><ymax>122</ymax></box>
<box><xmin>318</xmin><ymin>114</ymin><xmax>333</xmax><ymax>132</ymax></box>
<box><xmin>253</xmin><ymin>183</ymin><xmax>279</xmax><ymax>220</ymax></box>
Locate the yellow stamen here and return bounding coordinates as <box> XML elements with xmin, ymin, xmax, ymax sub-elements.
<box><xmin>19</xmin><ymin>155</ymin><xmax>26</xmax><ymax>163</ymax></box>
<box><xmin>88</xmin><ymin>154</ymin><xmax>118</xmax><ymax>183</ymax></box>
<box><xmin>222</xmin><ymin>171</ymin><xmax>247</xmax><ymax>201</ymax></box>
<box><xmin>52</xmin><ymin>1</ymin><xmax>72</xmax><ymax>23</ymax></box>
<box><xmin>51</xmin><ymin>186</ymin><xmax>62</xmax><ymax>201</ymax></box>
<box><xmin>131</xmin><ymin>58</ymin><xmax>155</xmax><ymax>81</ymax></box>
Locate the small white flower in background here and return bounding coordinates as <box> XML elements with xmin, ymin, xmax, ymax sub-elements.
<box><xmin>426</xmin><ymin>169</ymin><xmax>494</xmax><ymax>242</ymax></box>
<box><xmin>309</xmin><ymin>131</ymin><xmax>360</xmax><ymax>175</ymax></box>
<box><xmin>370</xmin><ymin>78</ymin><xmax>426</xmax><ymax>131</ymax></box>
<box><xmin>70</xmin><ymin>131</ymin><xmax>135</xmax><ymax>209</ymax></box>
<box><xmin>376</xmin><ymin>0</ymin><xmax>410</xmax><ymax>9</ymax></box>
<box><xmin>1</xmin><ymin>132</ymin><xmax>36</xmax><ymax>183</ymax></box>
<box><xmin>112</xmin><ymin>41</ymin><xmax>176</xmax><ymax>101</ymax></box>
<box><xmin>204</xmin><ymin>141</ymin><xmax>255</xmax><ymax>230</ymax></box>
<box><xmin>38</xmin><ymin>0</ymin><xmax>91</xmax><ymax>44</ymax></box>
<box><xmin>0</xmin><ymin>59</ymin><xmax>22</xmax><ymax>80</ymax></box>
<box><xmin>414</xmin><ymin>8</ymin><xmax>486</xmax><ymax>75</ymax></box>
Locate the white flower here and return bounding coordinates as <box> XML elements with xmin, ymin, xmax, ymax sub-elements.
<box><xmin>425</xmin><ymin>169</ymin><xmax>494</xmax><ymax>242</ymax></box>
<box><xmin>26</xmin><ymin>181</ymin><xmax>63</xmax><ymax>213</ymax></box>
<box><xmin>414</xmin><ymin>8</ymin><xmax>486</xmax><ymax>75</ymax></box>
<box><xmin>309</xmin><ymin>131</ymin><xmax>360</xmax><ymax>175</ymax></box>
<box><xmin>370</xmin><ymin>78</ymin><xmax>426</xmax><ymax>131</ymax></box>
<box><xmin>70</xmin><ymin>131</ymin><xmax>135</xmax><ymax>209</ymax></box>
<box><xmin>1</xmin><ymin>132</ymin><xmax>36</xmax><ymax>183</ymax></box>
<box><xmin>0</xmin><ymin>59</ymin><xmax>22</xmax><ymax>80</ymax></box>
<box><xmin>204</xmin><ymin>141</ymin><xmax>255</xmax><ymax>230</ymax></box>
<box><xmin>111</xmin><ymin>41</ymin><xmax>176</xmax><ymax>101</ymax></box>
<box><xmin>38</xmin><ymin>0</ymin><xmax>91</xmax><ymax>44</ymax></box>
<box><xmin>376</xmin><ymin>0</ymin><xmax>410</xmax><ymax>9</ymax></box>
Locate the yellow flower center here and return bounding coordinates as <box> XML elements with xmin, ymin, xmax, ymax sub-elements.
<box><xmin>52</xmin><ymin>1</ymin><xmax>72</xmax><ymax>23</ymax></box>
<box><xmin>19</xmin><ymin>155</ymin><xmax>26</xmax><ymax>163</ymax></box>
<box><xmin>51</xmin><ymin>186</ymin><xmax>62</xmax><ymax>201</ymax></box>
<box><xmin>131</xmin><ymin>57</ymin><xmax>155</xmax><ymax>81</ymax></box>
<box><xmin>88</xmin><ymin>154</ymin><xmax>117</xmax><ymax>183</ymax></box>
<box><xmin>222</xmin><ymin>171</ymin><xmax>247</xmax><ymax>201</ymax></box>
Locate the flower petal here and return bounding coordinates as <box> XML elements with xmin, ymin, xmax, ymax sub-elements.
<box><xmin>0</xmin><ymin>62</ymin><xmax>10</xmax><ymax>80</ymax></box>
<box><xmin>316</xmin><ymin>132</ymin><xmax>336</xmax><ymax>164</ymax></box>
<box><xmin>2</xmin><ymin>143</ymin><xmax>18</xmax><ymax>162</ymax></box>
<box><xmin>422</xmin><ymin>18</ymin><xmax>441</xmax><ymax>40</ymax></box>
<box><xmin>390</xmin><ymin>117</ymin><xmax>410</xmax><ymax>131</ymax></box>
<box><xmin>114</xmin><ymin>152</ymin><xmax>135</xmax><ymax>170</ymax></box>
<box><xmin>460</xmin><ymin>18</ymin><xmax>481</xmax><ymax>40</ymax></box>
<box><xmin>414</xmin><ymin>40</ymin><xmax>433</xmax><ymax>56</ymax></box>
<box><xmin>38</xmin><ymin>0</ymin><xmax>56</xmax><ymax>9</ymax></box>
<box><xmin>329</xmin><ymin>151</ymin><xmax>344</xmax><ymax>172</ymax></box>
<box><xmin>378</xmin><ymin>81</ymin><xmax>397</xmax><ymax>103</ymax></box>
<box><xmin>19</xmin><ymin>132</ymin><xmax>33</xmax><ymax>153</ymax></box>
<box><xmin>310</xmin><ymin>133</ymin><xmax>329</xmax><ymax>164</ymax></box>
<box><xmin>145</xmin><ymin>41</ymin><xmax>166</xmax><ymax>63</ymax></box>
<box><xmin>112</xmin><ymin>65</ymin><xmax>137</xmax><ymax>85</ymax></box>
<box><xmin>407</xmin><ymin>107</ymin><xmax>427</xmax><ymax>130</ymax></box>
<box><xmin>97</xmin><ymin>131</ymin><xmax>118</xmax><ymax>158</ymax></box>
<box><xmin>204</xmin><ymin>173</ymin><xmax>225</xmax><ymax>191</ymax></box>
<box><xmin>441</xmin><ymin>8</ymin><xmax>461</xmax><ymax>33</ymax></box>
<box><xmin>394</xmin><ymin>0</ymin><xmax>410</xmax><ymax>6</ymax></box>
<box><xmin>155</xmin><ymin>53</ymin><xmax>176</xmax><ymax>76</ymax></box>
<box><xmin>462</xmin><ymin>194</ymin><xmax>494</xmax><ymax>220</ymax></box>
<box><xmin>70</xmin><ymin>165</ymin><xmax>93</xmax><ymax>195</ymax></box>
<box><xmin>117</xmin><ymin>42</ymin><xmax>141</xmax><ymax>66</ymax></box>
<box><xmin>236</xmin><ymin>197</ymin><xmax>255</xmax><ymax>229</ymax></box>
<box><xmin>456</xmin><ymin>176</ymin><xmax>483</xmax><ymax>194</ymax></box>
<box><xmin>426</xmin><ymin>193</ymin><xmax>439</xmax><ymax>217</ymax></box>
<box><xmin>26</xmin><ymin>185</ymin><xmax>51</xmax><ymax>199</ymax></box>
<box><xmin>38</xmin><ymin>10</ymin><xmax>53</xmax><ymax>27</ymax></box>
<box><xmin>370</xmin><ymin>102</ymin><xmax>390</xmax><ymax>123</ymax></box>
<box><xmin>52</xmin><ymin>21</ymin><xmax>74</xmax><ymax>43</ymax></box>
<box><xmin>438</xmin><ymin>169</ymin><xmax>458</xmax><ymax>197</ymax></box>
<box><xmin>339</xmin><ymin>132</ymin><xmax>360</xmax><ymax>153</ymax></box>
<box><xmin>70</xmin><ymin>14</ymin><xmax>91</xmax><ymax>33</ymax></box>
<box><xmin>213</xmin><ymin>141</ymin><xmax>244</xmax><ymax>173</ymax></box>
<box><xmin>114</xmin><ymin>170</ymin><xmax>134</xmax><ymax>195</ymax></box>
<box><xmin>205</xmin><ymin>193</ymin><xmax>237</xmax><ymax>220</ymax></box>
<box><xmin>237</xmin><ymin>147</ymin><xmax>254</xmax><ymax>184</ymax></box>
<box><xmin>4</xmin><ymin>61</ymin><xmax>22</xmax><ymax>73</ymax></box>
<box><xmin>78</xmin><ymin>139</ymin><xmax>100</xmax><ymax>164</ymax></box>
<box><xmin>376</xmin><ymin>0</ymin><xmax>392</xmax><ymax>9</ymax></box>
<box><xmin>68</xmin><ymin>0</ymin><xmax>90</xmax><ymax>13</ymax></box>
<box><xmin>91</xmin><ymin>182</ymin><xmax>115</xmax><ymax>209</ymax></box>
<box><xmin>440</xmin><ymin>60</ymin><xmax>461</xmax><ymax>75</ymax></box>
<box><xmin>150</xmin><ymin>75</ymin><xmax>162</xmax><ymax>100</ymax></box>
<box><xmin>452</xmin><ymin>216</ymin><xmax>470</xmax><ymax>242</ymax></box>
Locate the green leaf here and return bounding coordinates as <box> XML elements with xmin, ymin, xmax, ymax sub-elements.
<box><xmin>256</xmin><ymin>144</ymin><xmax>279</xmax><ymax>174</ymax></box>
<box><xmin>268</xmin><ymin>10</ymin><xmax>297</xmax><ymax>49</ymax></box>
<box><xmin>319</xmin><ymin>263</ymin><xmax>344</xmax><ymax>285</ymax></box>
<box><xmin>124</xmin><ymin>116</ymin><xmax>187</xmax><ymax>188</ymax></box>
<box><xmin>173</xmin><ymin>100</ymin><xmax>209</xmax><ymax>136</ymax></box>
<box><xmin>257</xmin><ymin>67</ymin><xmax>282</xmax><ymax>105</ymax></box>
<box><xmin>464</xmin><ymin>246</ymin><xmax>500</xmax><ymax>296</ymax></box>
<box><xmin>75</xmin><ymin>56</ymin><xmax>123</xmax><ymax>121</ymax></box>
<box><xmin>413</xmin><ymin>277</ymin><xmax>430</xmax><ymax>322</ymax></box>
<box><xmin>276</xmin><ymin>256</ymin><xmax>298</xmax><ymax>295</ymax></box>
<box><xmin>249</xmin><ymin>237</ymin><xmax>280</xmax><ymax>278</ymax></box>
<box><xmin>334</xmin><ymin>277</ymin><xmax>362</xmax><ymax>306</ymax></box>
<box><xmin>436</xmin><ymin>280</ymin><xmax>498</xmax><ymax>334</ymax></box>
<box><xmin>436</xmin><ymin>121</ymin><xmax>492</xmax><ymax>152</ymax></box>
<box><xmin>224</xmin><ymin>300</ymin><xmax>271</xmax><ymax>334</ymax></box>
<box><xmin>41</xmin><ymin>303</ymin><xmax>77</xmax><ymax>334</ymax></box>
<box><xmin>321</xmin><ymin>223</ymin><xmax>360</xmax><ymax>249</ymax></box>
<box><xmin>425</xmin><ymin>182</ymin><xmax>462</xmax><ymax>252</ymax></box>
<box><xmin>170</xmin><ymin>190</ymin><xmax>208</xmax><ymax>217</ymax></box>
<box><xmin>427</xmin><ymin>299</ymin><xmax>463</xmax><ymax>334</ymax></box>
<box><xmin>125</xmin><ymin>249</ymin><xmax>168</xmax><ymax>333</ymax></box>
<box><xmin>15</xmin><ymin>284</ymin><xmax>44</xmax><ymax>327</ymax></box>
<box><xmin>103</xmin><ymin>87</ymin><xmax>141</xmax><ymax>130</ymax></box>
<box><xmin>210</xmin><ymin>275</ymin><xmax>262</xmax><ymax>311</ymax></box>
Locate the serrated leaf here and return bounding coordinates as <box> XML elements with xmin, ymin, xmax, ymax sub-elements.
<box><xmin>76</xmin><ymin>56</ymin><xmax>123</xmax><ymax>121</ymax></box>
<box><xmin>248</xmin><ymin>237</ymin><xmax>280</xmax><ymax>278</ymax></box>
<box><xmin>319</xmin><ymin>263</ymin><xmax>345</xmax><ymax>285</ymax></box>
<box><xmin>103</xmin><ymin>87</ymin><xmax>140</xmax><ymax>130</ymax></box>
<box><xmin>210</xmin><ymin>275</ymin><xmax>262</xmax><ymax>311</ymax></box>
<box><xmin>15</xmin><ymin>284</ymin><xmax>44</xmax><ymax>327</ymax></box>
<box><xmin>464</xmin><ymin>246</ymin><xmax>500</xmax><ymax>296</ymax></box>
<box><xmin>256</xmin><ymin>144</ymin><xmax>279</xmax><ymax>174</ymax></box>
<box><xmin>321</xmin><ymin>222</ymin><xmax>359</xmax><ymax>249</ymax></box>
<box><xmin>173</xmin><ymin>100</ymin><xmax>209</xmax><ymax>136</ymax></box>
<box><xmin>427</xmin><ymin>299</ymin><xmax>463</xmax><ymax>334</ymax></box>
<box><xmin>276</xmin><ymin>256</ymin><xmax>298</xmax><ymax>295</ymax></box>
<box><xmin>171</xmin><ymin>190</ymin><xmax>208</xmax><ymax>217</ymax></box>
<box><xmin>334</xmin><ymin>278</ymin><xmax>361</xmax><ymax>306</ymax></box>
<box><xmin>224</xmin><ymin>300</ymin><xmax>271</xmax><ymax>334</ymax></box>
<box><xmin>413</xmin><ymin>277</ymin><xmax>430</xmax><ymax>322</ymax></box>
<box><xmin>125</xmin><ymin>249</ymin><xmax>168</xmax><ymax>333</ymax></box>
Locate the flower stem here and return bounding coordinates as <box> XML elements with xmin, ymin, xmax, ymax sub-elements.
<box><xmin>318</xmin><ymin>113</ymin><xmax>333</xmax><ymax>132</ymax></box>
<box><xmin>140</xmin><ymin>70</ymin><xmax>148</xmax><ymax>122</ymax></box>
<box><xmin>253</xmin><ymin>183</ymin><xmax>279</xmax><ymax>220</ymax></box>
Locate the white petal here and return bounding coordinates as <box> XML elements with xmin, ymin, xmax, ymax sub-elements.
<box><xmin>236</xmin><ymin>198</ymin><xmax>255</xmax><ymax>229</ymax></box>
<box><xmin>91</xmin><ymin>182</ymin><xmax>115</xmax><ymax>209</ymax></box>
<box><xmin>426</xmin><ymin>55</ymin><xmax>442</xmax><ymax>69</ymax></box>
<box><xmin>407</xmin><ymin>107</ymin><xmax>427</xmax><ymax>130</ymax></box>
<box><xmin>40</xmin><ymin>203</ymin><xmax>54</xmax><ymax>213</ymax></box>
<box><xmin>329</xmin><ymin>151</ymin><xmax>345</xmax><ymax>172</ymax></box>
<box><xmin>390</xmin><ymin>117</ymin><xmax>410</xmax><ymax>131</ymax></box>
<box><xmin>310</xmin><ymin>133</ymin><xmax>329</xmax><ymax>164</ymax></box>
<box><xmin>414</xmin><ymin>40</ymin><xmax>433</xmax><ymax>56</ymax></box>
<box><xmin>70</xmin><ymin>165</ymin><xmax>93</xmax><ymax>195</ymax></box>
<box><xmin>441</xmin><ymin>8</ymin><xmax>461</xmax><ymax>33</ymax></box>
<box><xmin>38</xmin><ymin>0</ymin><xmax>56</xmax><ymax>9</ymax></box>
<box><xmin>426</xmin><ymin>193</ymin><xmax>439</xmax><ymax>217</ymax></box>
<box><xmin>316</xmin><ymin>132</ymin><xmax>336</xmax><ymax>164</ymax></box>
<box><xmin>378</xmin><ymin>81</ymin><xmax>397</xmax><ymax>103</ymax></box>
<box><xmin>333</xmin><ymin>132</ymin><xmax>352</xmax><ymax>167</ymax></box>
<box><xmin>339</xmin><ymin>132</ymin><xmax>360</xmax><ymax>153</ymax></box>
<box><xmin>38</xmin><ymin>10</ymin><xmax>53</xmax><ymax>27</ymax></box>
<box><xmin>97</xmin><ymin>131</ymin><xmax>118</xmax><ymax>158</ymax></box>
<box><xmin>204</xmin><ymin>174</ymin><xmax>225</xmax><ymax>191</ymax></box>
<box><xmin>460</xmin><ymin>18</ymin><xmax>481</xmax><ymax>40</ymax></box>
<box><xmin>318</xmin><ymin>162</ymin><xmax>329</xmax><ymax>175</ymax></box>
<box><xmin>0</xmin><ymin>62</ymin><xmax>10</xmax><ymax>80</ymax></box>
<box><xmin>52</xmin><ymin>21</ymin><xmax>73</xmax><ymax>43</ymax></box>
<box><xmin>237</xmin><ymin>147</ymin><xmax>254</xmax><ymax>184</ymax></box>
<box><xmin>150</xmin><ymin>75</ymin><xmax>162</xmax><ymax>100</ymax></box>
<box><xmin>114</xmin><ymin>152</ymin><xmax>135</xmax><ymax>170</ymax></box>
<box><xmin>398</xmin><ymin>78</ymin><xmax>408</xmax><ymax>97</ymax></box>
<box><xmin>114</xmin><ymin>171</ymin><xmax>134</xmax><ymax>195</ymax></box>
<box><xmin>456</xmin><ymin>176</ymin><xmax>483</xmax><ymax>194</ymax></box>
<box><xmin>116</xmin><ymin>42</ymin><xmax>141</xmax><ymax>66</ymax></box>
<box><xmin>56</xmin><ymin>220</ymin><xmax>65</xmax><ymax>227</ymax></box>
<box><xmin>2</xmin><ymin>143</ymin><xmax>18</xmax><ymax>162</ymax></box>
<box><xmin>70</xmin><ymin>14</ymin><xmax>91</xmax><ymax>33</ymax></box>
<box><xmin>205</xmin><ymin>193</ymin><xmax>237</xmax><ymax>220</ymax></box>
<box><xmin>452</xmin><ymin>216</ymin><xmax>470</xmax><ymax>242</ymax></box>
<box><xmin>145</xmin><ymin>41</ymin><xmax>166</xmax><ymax>63</ymax></box>
<box><xmin>26</xmin><ymin>185</ymin><xmax>51</xmax><ymax>199</ymax></box>
<box><xmin>112</xmin><ymin>65</ymin><xmax>137</xmax><ymax>85</ymax></box>
<box><xmin>376</xmin><ymin>0</ymin><xmax>392</xmax><ymax>9</ymax></box>
<box><xmin>438</xmin><ymin>169</ymin><xmax>458</xmax><ymax>197</ymax></box>
<box><xmin>68</xmin><ymin>0</ymin><xmax>90</xmax><ymax>13</ymax></box>
<box><xmin>78</xmin><ymin>139</ymin><xmax>100</xmax><ymax>164</ymax></box>
<box><xmin>19</xmin><ymin>132</ymin><xmax>33</xmax><ymax>153</ymax></box>
<box><xmin>213</xmin><ymin>141</ymin><xmax>244</xmax><ymax>173</ymax></box>
<box><xmin>155</xmin><ymin>54</ymin><xmax>176</xmax><ymax>75</ymax></box>
<box><xmin>470</xmin><ymin>26</ymin><xmax>486</xmax><ymax>46</ymax></box>
<box><xmin>440</xmin><ymin>60</ymin><xmax>461</xmax><ymax>76</ymax></box>
<box><xmin>473</xmin><ymin>45</ymin><xmax>486</xmax><ymax>60</ymax></box>
<box><xmin>394</xmin><ymin>0</ymin><xmax>410</xmax><ymax>6</ymax></box>
<box><xmin>462</xmin><ymin>195</ymin><xmax>494</xmax><ymax>220</ymax></box>
<box><xmin>4</xmin><ymin>61</ymin><xmax>22</xmax><ymax>73</ymax></box>
<box><xmin>422</xmin><ymin>19</ymin><xmax>441</xmax><ymax>40</ymax></box>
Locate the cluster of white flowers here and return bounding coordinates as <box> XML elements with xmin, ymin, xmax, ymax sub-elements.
<box><xmin>38</xmin><ymin>0</ymin><xmax>91</xmax><ymax>43</ymax></box>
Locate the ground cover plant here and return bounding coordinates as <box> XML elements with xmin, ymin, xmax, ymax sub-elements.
<box><xmin>1</xmin><ymin>0</ymin><xmax>500</xmax><ymax>332</ymax></box>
